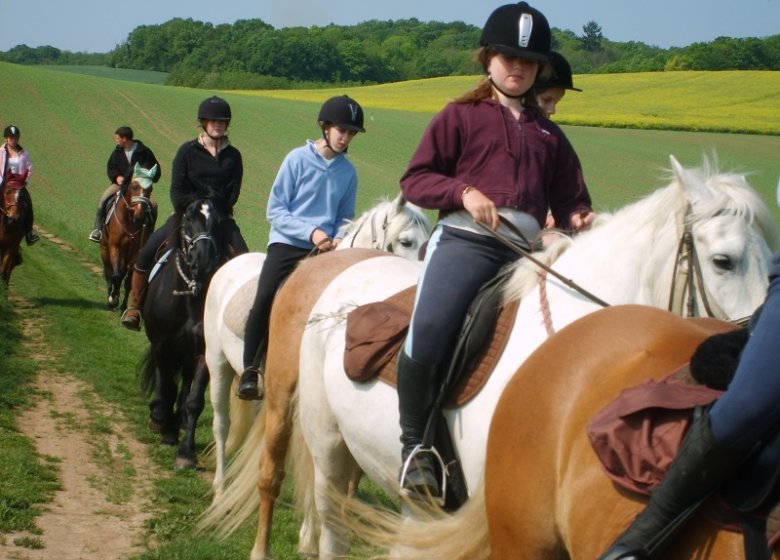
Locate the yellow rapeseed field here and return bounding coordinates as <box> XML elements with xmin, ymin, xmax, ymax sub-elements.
<box><xmin>235</xmin><ymin>70</ymin><xmax>780</xmax><ymax>135</ymax></box>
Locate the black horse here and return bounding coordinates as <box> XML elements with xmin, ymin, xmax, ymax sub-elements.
<box><xmin>139</xmin><ymin>198</ymin><xmax>227</xmax><ymax>469</ymax></box>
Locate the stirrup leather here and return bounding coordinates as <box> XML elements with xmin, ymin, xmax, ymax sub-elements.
<box><xmin>399</xmin><ymin>444</ymin><xmax>448</xmax><ymax>506</ymax></box>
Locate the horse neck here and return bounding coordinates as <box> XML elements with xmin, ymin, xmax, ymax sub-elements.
<box><xmin>551</xmin><ymin>200</ymin><xmax>682</xmax><ymax>310</ymax></box>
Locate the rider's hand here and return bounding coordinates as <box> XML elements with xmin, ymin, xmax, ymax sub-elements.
<box><xmin>462</xmin><ymin>187</ymin><xmax>499</xmax><ymax>231</ymax></box>
<box><xmin>570</xmin><ymin>211</ymin><xmax>596</xmax><ymax>232</ymax></box>
<box><xmin>311</xmin><ymin>229</ymin><xmax>334</xmax><ymax>252</ymax></box>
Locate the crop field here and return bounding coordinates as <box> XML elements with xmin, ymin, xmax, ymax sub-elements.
<box><xmin>0</xmin><ymin>61</ymin><xmax>779</xmax><ymax>559</ymax></box>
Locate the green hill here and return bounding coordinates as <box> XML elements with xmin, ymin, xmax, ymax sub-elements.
<box><xmin>1</xmin><ymin>61</ymin><xmax>779</xmax><ymax>258</ymax></box>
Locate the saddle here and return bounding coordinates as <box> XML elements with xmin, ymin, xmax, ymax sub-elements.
<box><xmin>587</xmin><ymin>333</ymin><xmax>780</xmax><ymax>558</ymax></box>
<box><xmin>343</xmin><ymin>267</ymin><xmax>519</xmax><ymax>407</ymax></box>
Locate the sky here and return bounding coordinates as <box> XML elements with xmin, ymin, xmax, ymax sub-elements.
<box><xmin>1</xmin><ymin>0</ymin><xmax>779</xmax><ymax>53</ymax></box>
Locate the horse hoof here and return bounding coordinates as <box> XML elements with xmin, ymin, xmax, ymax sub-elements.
<box><xmin>175</xmin><ymin>456</ymin><xmax>197</xmax><ymax>470</ymax></box>
<box><xmin>148</xmin><ymin>418</ymin><xmax>163</xmax><ymax>433</ymax></box>
<box><xmin>161</xmin><ymin>435</ymin><xmax>179</xmax><ymax>446</ymax></box>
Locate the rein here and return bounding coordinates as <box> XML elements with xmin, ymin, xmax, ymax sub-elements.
<box><xmin>478</xmin><ymin>210</ymin><xmax>746</xmax><ymax>329</ymax></box>
<box><xmin>476</xmin><ymin>220</ymin><xmax>611</xmax><ymax>308</ymax></box>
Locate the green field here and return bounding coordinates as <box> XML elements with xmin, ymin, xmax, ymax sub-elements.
<box><xmin>1</xmin><ymin>61</ymin><xmax>780</xmax><ymax>559</ymax></box>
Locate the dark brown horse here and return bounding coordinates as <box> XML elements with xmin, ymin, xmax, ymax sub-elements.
<box><xmin>0</xmin><ymin>178</ymin><xmax>33</xmax><ymax>286</ymax></box>
<box><xmin>100</xmin><ymin>163</ymin><xmax>158</xmax><ymax>310</ymax></box>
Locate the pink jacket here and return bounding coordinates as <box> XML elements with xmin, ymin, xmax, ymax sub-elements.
<box><xmin>0</xmin><ymin>144</ymin><xmax>33</xmax><ymax>185</ymax></box>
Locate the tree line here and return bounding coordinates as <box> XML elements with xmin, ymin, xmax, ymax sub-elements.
<box><xmin>2</xmin><ymin>18</ymin><xmax>779</xmax><ymax>90</ymax></box>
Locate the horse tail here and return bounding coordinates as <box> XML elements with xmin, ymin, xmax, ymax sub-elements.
<box><xmin>197</xmin><ymin>396</ymin><xmax>269</xmax><ymax>536</ymax></box>
<box><xmin>224</xmin><ymin>381</ymin><xmax>259</xmax><ymax>456</ymax></box>
<box><xmin>138</xmin><ymin>347</ymin><xmax>155</xmax><ymax>397</ymax></box>
<box><xmin>334</xmin><ymin>481</ymin><xmax>491</xmax><ymax>559</ymax></box>
<box><xmin>288</xmin><ymin>391</ymin><xmax>318</xmax><ymax>554</ymax></box>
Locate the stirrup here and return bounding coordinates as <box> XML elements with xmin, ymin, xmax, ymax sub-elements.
<box><xmin>120</xmin><ymin>308</ymin><xmax>142</xmax><ymax>331</ymax></box>
<box><xmin>89</xmin><ymin>229</ymin><xmax>101</xmax><ymax>243</ymax></box>
<box><xmin>399</xmin><ymin>444</ymin><xmax>447</xmax><ymax>506</ymax></box>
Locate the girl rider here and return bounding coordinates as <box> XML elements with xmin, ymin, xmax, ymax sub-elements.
<box><xmin>121</xmin><ymin>96</ymin><xmax>248</xmax><ymax>330</ymax></box>
<box><xmin>395</xmin><ymin>1</ymin><xmax>595</xmax><ymax>500</ymax></box>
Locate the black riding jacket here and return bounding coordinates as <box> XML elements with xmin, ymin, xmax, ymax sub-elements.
<box><xmin>106</xmin><ymin>140</ymin><xmax>162</xmax><ymax>186</ymax></box>
<box><xmin>169</xmin><ymin>137</ymin><xmax>242</xmax><ymax>215</ymax></box>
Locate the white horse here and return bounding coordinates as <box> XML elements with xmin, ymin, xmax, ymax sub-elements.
<box><xmin>203</xmin><ymin>194</ymin><xmax>431</xmax><ymax>499</ymax></box>
<box><xmin>200</xmin><ymin>156</ymin><xmax>778</xmax><ymax>559</ymax></box>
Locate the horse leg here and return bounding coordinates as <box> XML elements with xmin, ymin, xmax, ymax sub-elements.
<box><xmin>153</xmin><ymin>359</ymin><xmax>180</xmax><ymax>446</ymax></box>
<box><xmin>311</xmin><ymin>438</ymin><xmax>359</xmax><ymax>559</ymax></box>
<box><xmin>175</xmin><ymin>355</ymin><xmax>209</xmax><ymax>470</ymax></box>
<box><xmin>120</xmin><ymin>269</ymin><xmax>132</xmax><ymax>311</ymax></box>
<box><xmin>208</xmin><ymin>354</ymin><xmax>235</xmax><ymax>499</ymax></box>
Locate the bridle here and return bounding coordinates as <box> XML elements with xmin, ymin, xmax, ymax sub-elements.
<box><xmin>173</xmin><ymin>208</ymin><xmax>221</xmax><ymax>297</ymax></box>
<box><xmin>668</xmin><ymin>204</ymin><xmax>733</xmax><ymax>324</ymax></box>
<box><xmin>113</xmin><ymin>183</ymin><xmax>155</xmax><ymax>239</ymax></box>
<box><xmin>346</xmin><ymin>206</ymin><xmax>392</xmax><ymax>251</ymax></box>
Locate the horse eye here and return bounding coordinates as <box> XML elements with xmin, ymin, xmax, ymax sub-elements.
<box><xmin>398</xmin><ymin>240</ymin><xmax>413</xmax><ymax>248</ymax></box>
<box><xmin>712</xmin><ymin>254</ymin><xmax>734</xmax><ymax>271</ymax></box>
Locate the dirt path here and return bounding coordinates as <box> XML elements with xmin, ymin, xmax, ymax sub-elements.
<box><xmin>0</xmin><ymin>230</ymin><xmax>158</xmax><ymax>560</ymax></box>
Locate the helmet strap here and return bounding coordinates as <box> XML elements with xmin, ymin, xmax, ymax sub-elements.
<box><xmin>488</xmin><ymin>75</ymin><xmax>525</xmax><ymax>100</ymax></box>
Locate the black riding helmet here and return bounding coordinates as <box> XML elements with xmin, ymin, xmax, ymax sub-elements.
<box><xmin>318</xmin><ymin>95</ymin><xmax>365</xmax><ymax>133</ymax></box>
<box><xmin>480</xmin><ymin>2</ymin><xmax>551</xmax><ymax>62</ymax></box>
<box><xmin>4</xmin><ymin>125</ymin><xmax>20</xmax><ymax>138</ymax></box>
<box><xmin>198</xmin><ymin>96</ymin><xmax>232</xmax><ymax>122</ymax></box>
<box><xmin>535</xmin><ymin>51</ymin><xmax>582</xmax><ymax>92</ymax></box>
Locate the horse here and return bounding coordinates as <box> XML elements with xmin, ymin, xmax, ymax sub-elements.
<box><xmin>100</xmin><ymin>163</ymin><xmax>158</xmax><ymax>310</ymax></box>
<box><xmin>139</xmin><ymin>197</ymin><xmax>228</xmax><ymax>470</ymax></box>
<box><xmin>198</xmin><ymin>156</ymin><xmax>778</xmax><ymax>559</ymax></box>
<box><xmin>0</xmin><ymin>177</ymin><xmax>32</xmax><ymax>286</ymax></box>
<box><xmin>202</xmin><ymin>194</ymin><xmax>431</xmax><ymax>494</ymax></box>
<box><xmin>328</xmin><ymin>305</ymin><xmax>760</xmax><ymax>559</ymax></box>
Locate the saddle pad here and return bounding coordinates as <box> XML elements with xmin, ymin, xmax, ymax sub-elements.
<box><xmin>223</xmin><ymin>275</ymin><xmax>259</xmax><ymax>336</ymax></box>
<box><xmin>587</xmin><ymin>368</ymin><xmax>723</xmax><ymax>495</ymax></box>
<box><xmin>343</xmin><ymin>287</ymin><xmax>520</xmax><ymax>408</ymax></box>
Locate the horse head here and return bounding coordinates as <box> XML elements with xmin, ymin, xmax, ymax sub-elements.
<box><xmin>340</xmin><ymin>194</ymin><xmax>431</xmax><ymax>260</ymax></box>
<box><xmin>177</xmin><ymin>198</ymin><xmax>225</xmax><ymax>294</ymax></box>
<box><xmin>1</xmin><ymin>179</ymin><xmax>28</xmax><ymax>226</ymax></box>
<box><xmin>668</xmin><ymin>154</ymin><xmax>778</xmax><ymax>322</ymax></box>
<box><xmin>125</xmin><ymin>163</ymin><xmax>157</xmax><ymax>224</ymax></box>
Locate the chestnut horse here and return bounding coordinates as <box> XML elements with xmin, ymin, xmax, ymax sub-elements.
<box><xmin>100</xmin><ymin>163</ymin><xmax>158</xmax><ymax>310</ymax></box>
<box><xmin>0</xmin><ymin>178</ymin><xmax>32</xmax><ymax>286</ymax></box>
<box><xmin>199</xmin><ymin>156</ymin><xmax>778</xmax><ymax>559</ymax></box>
<box><xmin>323</xmin><ymin>305</ymin><xmax>764</xmax><ymax>559</ymax></box>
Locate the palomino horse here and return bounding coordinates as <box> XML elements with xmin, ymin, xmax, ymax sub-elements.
<box><xmin>331</xmin><ymin>305</ymin><xmax>759</xmax><ymax>559</ymax></box>
<box><xmin>0</xmin><ymin>177</ymin><xmax>32</xmax><ymax>286</ymax></box>
<box><xmin>100</xmin><ymin>163</ymin><xmax>158</xmax><ymax>310</ymax></box>
<box><xmin>139</xmin><ymin>198</ymin><xmax>228</xmax><ymax>469</ymax></box>
<box><xmin>203</xmin><ymin>195</ymin><xmax>431</xmax><ymax>495</ymax></box>
<box><xmin>199</xmin><ymin>156</ymin><xmax>778</xmax><ymax>559</ymax></box>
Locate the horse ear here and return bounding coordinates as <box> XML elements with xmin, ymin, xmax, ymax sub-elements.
<box><xmin>670</xmin><ymin>154</ymin><xmax>711</xmax><ymax>207</ymax></box>
<box><xmin>133</xmin><ymin>162</ymin><xmax>142</xmax><ymax>174</ymax></box>
<box><xmin>150</xmin><ymin>164</ymin><xmax>159</xmax><ymax>176</ymax></box>
<box><xmin>392</xmin><ymin>192</ymin><xmax>406</xmax><ymax>213</ymax></box>
<box><xmin>776</xmin><ymin>175</ymin><xmax>780</xmax><ymax>209</ymax></box>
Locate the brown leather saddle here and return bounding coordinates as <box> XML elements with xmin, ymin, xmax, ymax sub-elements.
<box><xmin>343</xmin><ymin>276</ymin><xmax>519</xmax><ymax>408</ymax></box>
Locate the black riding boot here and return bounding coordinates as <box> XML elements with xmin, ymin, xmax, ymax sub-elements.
<box><xmin>90</xmin><ymin>207</ymin><xmax>105</xmax><ymax>243</ymax></box>
<box><xmin>397</xmin><ymin>351</ymin><xmax>442</xmax><ymax>500</ymax></box>
<box><xmin>237</xmin><ymin>309</ymin><xmax>268</xmax><ymax>401</ymax></box>
<box><xmin>598</xmin><ymin>408</ymin><xmax>744</xmax><ymax>560</ymax></box>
